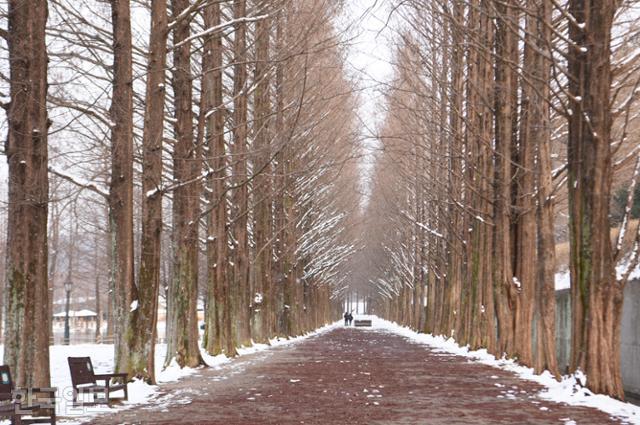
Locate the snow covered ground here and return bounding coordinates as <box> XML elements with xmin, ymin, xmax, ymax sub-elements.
<box><xmin>363</xmin><ymin>315</ymin><xmax>640</xmax><ymax>425</ymax></box>
<box><xmin>0</xmin><ymin>321</ymin><xmax>340</xmax><ymax>424</ymax></box>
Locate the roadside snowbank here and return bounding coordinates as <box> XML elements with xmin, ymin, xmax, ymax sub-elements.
<box><xmin>0</xmin><ymin>321</ymin><xmax>340</xmax><ymax>424</ymax></box>
<box><xmin>364</xmin><ymin>315</ymin><xmax>640</xmax><ymax>424</ymax></box>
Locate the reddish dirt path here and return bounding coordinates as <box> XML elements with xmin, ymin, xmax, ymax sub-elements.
<box><xmin>86</xmin><ymin>327</ymin><xmax>620</xmax><ymax>424</ymax></box>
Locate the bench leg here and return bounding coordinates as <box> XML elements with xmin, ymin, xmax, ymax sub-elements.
<box><xmin>124</xmin><ymin>383</ymin><xmax>129</xmax><ymax>401</ymax></box>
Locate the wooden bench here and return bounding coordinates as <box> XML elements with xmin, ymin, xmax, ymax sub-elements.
<box><xmin>354</xmin><ymin>319</ymin><xmax>372</xmax><ymax>327</ymax></box>
<box><xmin>68</xmin><ymin>357</ymin><xmax>128</xmax><ymax>406</ymax></box>
<box><xmin>0</xmin><ymin>365</ymin><xmax>57</xmax><ymax>425</ymax></box>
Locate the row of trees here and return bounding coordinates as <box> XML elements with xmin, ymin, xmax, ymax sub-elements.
<box><xmin>365</xmin><ymin>0</ymin><xmax>640</xmax><ymax>399</ymax></box>
<box><xmin>1</xmin><ymin>0</ymin><xmax>358</xmax><ymax>387</ymax></box>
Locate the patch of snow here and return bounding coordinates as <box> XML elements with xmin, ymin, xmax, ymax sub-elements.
<box><xmin>130</xmin><ymin>300</ymin><xmax>139</xmax><ymax>312</ymax></box>
<box><xmin>555</xmin><ymin>270</ymin><xmax>571</xmax><ymax>291</ymax></box>
<box><xmin>159</xmin><ymin>357</ymin><xmax>201</xmax><ymax>384</ymax></box>
<box><xmin>617</xmin><ymin>261</ymin><xmax>640</xmax><ymax>281</ymax></box>
<box><xmin>512</xmin><ymin>276</ymin><xmax>521</xmax><ymax>290</ymax></box>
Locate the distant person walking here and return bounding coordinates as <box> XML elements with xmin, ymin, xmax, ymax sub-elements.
<box><xmin>344</xmin><ymin>312</ymin><xmax>349</xmax><ymax>326</ymax></box>
<box><xmin>347</xmin><ymin>312</ymin><xmax>353</xmax><ymax>326</ymax></box>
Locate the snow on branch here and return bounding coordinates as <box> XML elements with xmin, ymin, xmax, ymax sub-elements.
<box><xmin>48</xmin><ymin>166</ymin><xmax>108</xmax><ymax>198</ymax></box>
<box><xmin>172</xmin><ymin>14</ymin><xmax>270</xmax><ymax>50</ymax></box>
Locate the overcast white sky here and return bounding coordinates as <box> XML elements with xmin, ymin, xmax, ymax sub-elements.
<box><xmin>339</xmin><ymin>0</ymin><xmax>394</xmax><ymax>135</ymax></box>
<box><xmin>337</xmin><ymin>0</ymin><xmax>396</xmax><ymax>206</ymax></box>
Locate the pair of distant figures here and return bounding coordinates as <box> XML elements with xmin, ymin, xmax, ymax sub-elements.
<box><xmin>343</xmin><ymin>312</ymin><xmax>354</xmax><ymax>326</ymax></box>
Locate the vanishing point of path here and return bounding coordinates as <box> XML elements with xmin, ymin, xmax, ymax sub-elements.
<box><xmin>87</xmin><ymin>327</ymin><xmax>618</xmax><ymax>425</ymax></box>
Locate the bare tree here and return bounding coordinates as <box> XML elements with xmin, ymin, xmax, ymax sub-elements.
<box><xmin>165</xmin><ymin>0</ymin><xmax>205</xmax><ymax>369</ymax></box>
<box><xmin>3</xmin><ymin>0</ymin><xmax>51</xmax><ymax>387</ymax></box>
<box><xmin>567</xmin><ymin>0</ymin><xmax>623</xmax><ymax>398</ymax></box>
<box><xmin>109</xmin><ymin>0</ymin><xmax>135</xmax><ymax>376</ymax></box>
<box><xmin>126</xmin><ymin>0</ymin><xmax>168</xmax><ymax>383</ymax></box>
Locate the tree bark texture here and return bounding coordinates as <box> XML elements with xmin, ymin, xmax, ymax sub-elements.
<box><xmin>165</xmin><ymin>0</ymin><xmax>205</xmax><ymax>369</ymax></box>
<box><xmin>127</xmin><ymin>0</ymin><xmax>167</xmax><ymax>383</ymax></box>
<box><xmin>567</xmin><ymin>0</ymin><xmax>623</xmax><ymax>399</ymax></box>
<box><xmin>109</xmin><ymin>0</ymin><xmax>135</xmax><ymax>376</ymax></box>
<box><xmin>3</xmin><ymin>0</ymin><xmax>51</xmax><ymax>388</ymax></box>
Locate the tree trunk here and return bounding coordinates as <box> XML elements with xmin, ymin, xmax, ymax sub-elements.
<box><xmin>109</xmin><ymin>0</ymin><xmax>135</xmax><ymax>375</ymax></box>
<box><xmin>94</xmin><ymin>232</ymin><xmax>103</xmax><ymax>343</ymax></box>
<box><xmin>272</xmin><ymin>8</ymin><xmax>287</xmax><ymax>338</ymax></box>
<box><xmin>477</xmin><ymin>0</ymin><xmax>496</xmax><ymax>354</ymax></box>
<box><xmin>202</xmin><ymin>0</ymin><xmax>237</xmax><ymax>357</ymax></box>
<box><xmin>524</xmin><ymin>0</ymin><xmax>559</xmax><ymax>377</ymax></box>
<box><xmin>231</xmin><ymin>0</ymin><xmax>252</xmax><ymax>347</ymax></box>
<box><xmin>47</xmin><ymin>198</ymin><xmax>60</xmax><ymax>343</ymax></box>
<box><xmin>447</xmin><ymin>1</ymin><xmax>465</xmax><ymax>341</ymax></box>
<box><xmin>3</xmin><ymin>0</ymin><xmax>51</xmax><ymax>387</ymax></box>
<box><xmin>251</xmin><ymin>0</ymin><xmax>273</xmax><ymax>345</ymax></box>
<box><xmin>514</xmin><ymin>0</ymin><xmax>538</xmax><ymax>366</ymax></box>
<box><xmin>0</xmin><ymin>214</ymin><xmax>4</xmax><ymax>343</ymax></box>
<box><xmin>165</xmin><ymin>0</ymin><xmax>205</xmax><ymax>369</ymax></box>
<box><xmin>126</xmin><ymin>0</ymin><xmax>167</xmax><ymax>383</ymax></box>
<box><xmin>202</xmin><ymin>0</ymin><xmax>221</xmax><ymax>356</ymax></box>
<box><xmin>567</xmin><ymin>0</ymin><xmax>622</xmax><ymax>399</ymax></box>
<box><xmin>493</xmin><ymin>0</ymin><xmax>517</xmax><ymax>357</ymax></box>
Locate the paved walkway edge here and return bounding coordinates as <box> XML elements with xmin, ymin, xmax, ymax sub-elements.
<box><xmin>368</xmin><ymin>315</ymin><xmax>640</xmax><ymax>424</ymax></box>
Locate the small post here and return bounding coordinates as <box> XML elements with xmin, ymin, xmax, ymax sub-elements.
<box><xmin>64</xmin><ymin>279</ymin><xmax>72</xmax><ymax>345</ymax></box>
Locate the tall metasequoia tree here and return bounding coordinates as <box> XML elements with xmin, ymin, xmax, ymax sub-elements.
<box><xmin>493</xmin><ymin>0</ymin><xmax>517</xmax><ymax>357</ymax></box>
<box><xmin>443</xmin><ymin>0</ymin><xmax>465</xmax><ymax>340</ymax></box>
<box><xmin>109</xmin><ymin>0</ymin><xmax>135</xmax><ymax>375</ymax></box>
<box><xmin>94</xmin><ymin>231</ymin><xmax>104</xmax><ymax>343</ymax></box>
<box><xmin>251</xmin><ymin>0</ymin><xmax>273</xmax><ymax>345</ymax></box>
<box><xmin>567</xmin><ymin>0</ymin><xmax>623</xmax><ymax>399</ymax></box>
<box><xmin>459</xmin><ymin>0</ymin><xmax>496</xmax><ymax>352</ymax></box>
<box><xmin>165</xmin><ymin>0</ymin><xmax>205</xmax><ymax>369</ymax></box>
<box><xmin>514</xmin><ymin>0</ymin><xmax>537</xmax><ymax>367</ymax></box>
<box><xmin>272</xmin><ymin>6</ymin><xmax>287</xmax><ymax>338</ymax></box>
<box><xmin>460</xmin><ymin>0</ymin><xmax>482</xmax><ymax>348</ymax></box>
<box><xmin>202</xmin><ymin>0</ymin><xmax>220</xmax><ymax>356</ymax></box>
<box><xmin>203</xmin><ymin>0</ymin><xmax>237</xmax><ymax>357</ymax></box>
<box><xmin>126</xmin><ymin>0</ymin><xmax>168</xmax><ymax>383</ymax></box>
<box><xmin>476</xmin><ymin>0</ymin><xmax>497</xmax><ymax>354</ymax></box>
<box><xmin>525</xmin><ymin>0</ymin><xmax>558</xmax><ymax>376</ymax></box>
<box><xmin>3</xmin><ymin>0</ymin><xmax>51</xmax><ymax>387</ymax></box>
<box><xmin>231</xmin><ymin>0</ymin><xmax>252</xmax><ymax>346</ymax></box>
<box><xmin>47</xmin><ymin>193</ymin><xmax>61</xmax><ymax>340</ymax></box>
